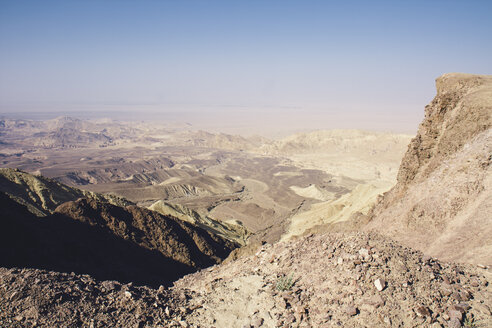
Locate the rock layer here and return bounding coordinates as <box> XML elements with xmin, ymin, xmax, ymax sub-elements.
<box><xmin>366</xmin><ymin>73</ymin><xmax>492</xmax><ymax>265</ymax></box>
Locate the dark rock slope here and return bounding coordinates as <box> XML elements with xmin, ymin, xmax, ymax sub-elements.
<box><xmin>0</xmin><ymin>192</ymin><xmax>236</xmax><ymax>288</ymax></box>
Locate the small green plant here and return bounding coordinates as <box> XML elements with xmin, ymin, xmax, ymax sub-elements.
<box><xmin>276</xmin><ymin>273</ymin><xmax>295</xmax><ymax>291</ymax></box>
<box><xmin>463</xmin><ymin>315</ymin><xmax>484</xmax><ymax>328</ymax></box>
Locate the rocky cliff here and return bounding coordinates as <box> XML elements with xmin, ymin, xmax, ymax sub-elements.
<box><xmin>397</xmin><ymin>73</ymin><xmax>491</xmax><ymax>187</ymax></box>
<box><xmin>366</xmin><ymin>73</ymin><xmax>492</xmax><ymax>265</ymax></box>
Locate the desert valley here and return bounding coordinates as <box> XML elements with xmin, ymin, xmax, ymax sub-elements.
<box><xmin>0</xmin><ymin>73</ymin><xmax>491</xmax><ymax>327</ymax></box>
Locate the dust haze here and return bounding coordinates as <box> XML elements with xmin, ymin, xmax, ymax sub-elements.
<box><xmin>0</xmin><ymin>111</ymin><xmax>412</xmax><ymax>243</ymax></box>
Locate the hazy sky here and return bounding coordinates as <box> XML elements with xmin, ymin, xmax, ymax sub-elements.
<box><xmin>1</xmin><ymin>1</ymin><xmax>491</xmax><ymax>134</ymax></box>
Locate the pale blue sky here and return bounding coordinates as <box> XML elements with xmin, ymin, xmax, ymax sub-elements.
<box><xmin>0</xmin><ymin>1</ymin><xmax>491</xmax><ymax>133</ymax></box>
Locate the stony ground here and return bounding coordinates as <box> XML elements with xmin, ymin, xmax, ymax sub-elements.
<box><xmin>0</xmin><ymin>267</ymin><xmax>194</xmax><ymax>328</ymax></box>
<box><xmin>1</xmin><ymin>232</ymin><xmax>491</xmax><ymax>327</ymax></box>
<box><xmin>175</xmin><ymin>232</ymin><xmax>492</xmax><ymax>328</ymax></box>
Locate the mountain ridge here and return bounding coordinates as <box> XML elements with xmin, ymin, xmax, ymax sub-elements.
<box><xmin>365</xmin><ymin>73</ymin><xmax>492</xmax><ymax>265</ymax></box>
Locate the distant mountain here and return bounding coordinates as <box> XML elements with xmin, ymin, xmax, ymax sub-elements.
<box><xmin>260</xmin><ymin>129</ymin><xmax>411</xmax><ymax>157</ymax></box>
<box><xmin>176</xmin><ymin>130</ymin><xmax>267</xmax><ymax>150</ymax></box>
<box><xmin>0</xmin><ymin>116</ymin><xmax>136</xmax><ymax>148</ymax></box>
<box><xmin>0</xmin><ymin>116</ymin><xmax>268</xmax><ymax>150</ymax></box>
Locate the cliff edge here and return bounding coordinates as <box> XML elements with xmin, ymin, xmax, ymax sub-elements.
<box><xmin>366</xmin><ymin>73</ymin><xmax>492</xmax><ymax>265</ymax></box>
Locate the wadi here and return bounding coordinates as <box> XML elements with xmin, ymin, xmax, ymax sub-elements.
<box><xmin>0</xmin><ymin>73</ymin><xmax>491</xmax><ymax>327</ymax></box>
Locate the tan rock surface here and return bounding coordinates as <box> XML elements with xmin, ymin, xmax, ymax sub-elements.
<box><xmin>174</xmin><ymin>233</ymin><xmax>491</xmax><ymax>328</ymax></box>
<box><xmin>366</xmin><ymin>73</ymin><xmax>492</xmax><ymax>265</ymax></box>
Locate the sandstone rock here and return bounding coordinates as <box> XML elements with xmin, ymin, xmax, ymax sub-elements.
<box><xmin>366</xmin><ymin>73</ymin><xmax>492</xmax><ymax>266</ymax></box>
<box><xmin>364</xmin><ymin>294</ymin><xmax>385</xmax><ymax>308</ymax></box>
<box><xmin>454</xmin><ymin>303</ymin><xmax>470</xmax><ymax>312</ymax></box>
<box><xmin>451</xmin><ymin>291</ymin><xmax>462</xmax><ymax>301</ymax></box>
<box><xmin>441</xmin><ymin>283</ymin><xmax>453</xmax><ymax>296</ymax></box>
<box><xmin>374</xmin><ymin>278</ymin><xmax>386</xmax><ymax>291</ymax></box>
<box><xmin>285</xmin><ymin>313</ymin><xmax>296</xmax><ymax>324</ymax></box>
<box><xmin>459</xmin><ymin>290</ymin><xmax>471</xmax><ymax>301</ymax></box>
<box><xmin>448</xmin><ymin>317</ymin><xmax>461</xmax><ymax>328</ymax></box>
<box><xmin>415</xmin><ymin>306</ymin><xmax>431</xmax><ymax>317</ymax></box>
<box><xmin>252</xmin><ymin>317</ymin><xmax>264</xmax><ymax>327</ymax></box>
<box><xmin>447</xmin><ymin>309</ymin><xmax>463</xmax><ymax>322</ymax></box>
<box><xmin>358</xmin><ymin>248</ymin><xmax>370</xmax><ymax>259</ymax></box>
<box><xmin>345</xmin><ymin>306</ymin><xmax>358</xmax><ymax>316</ymax></box>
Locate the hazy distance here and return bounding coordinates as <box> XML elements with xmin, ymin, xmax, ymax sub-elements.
<box><xmin>1</xmin><ymin>1</ymin><xmax>491</xmax><ymax>137</ymax></box>
<box><xmin>0</xmin><ymin>104</ymin><xmax>420</xmax><ymax>138</ymax></box>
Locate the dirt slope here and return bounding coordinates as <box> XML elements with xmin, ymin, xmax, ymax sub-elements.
<box><xmin>174</xmin><ymin>232</ymin><xmax>491</xmax><ymax>328</ymax></box>
<box><xmin>366</xmin><ymin>73</ymin><xmax>492</xmax><ymax>265</ymax></box>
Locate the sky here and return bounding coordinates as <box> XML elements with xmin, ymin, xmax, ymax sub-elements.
<box><xmin>0</xmin><ymin>0</ymin><xmax>491</xmax><ymax>135</ymax></box>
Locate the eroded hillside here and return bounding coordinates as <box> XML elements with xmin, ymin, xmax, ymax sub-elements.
<box><xmin>366</xmin><ymin>73</ymin><xmax>492</xmax><ymax>265</ymax></box>
<box><xmin>0</xmin><ymin>171</ymin><xmax>238</xmax><ymax>287</ymax></box>
<box><xmin>0</xmin><ymin>115</ymin><xmax>412</xmax><ymax>244</ymax></box>
<box><xmin>0</xmin><ymin>167</ymin><xmax>131</xmax><ymax>216</ymax></box>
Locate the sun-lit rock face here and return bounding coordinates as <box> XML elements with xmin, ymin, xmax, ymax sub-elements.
<box><xmin>367</xmin><ymin>73</ymin><xmax>492</xmax><ymax>265</ymax></box>
<box><xmin>397</xmin><ymin>73</ymin><xmax>492</xmax><ymax>188</ymax></box>
<box><xmin>0</xmin><ymin>167</ymin><xmax>132</xmax><ymax>216</ymax></box>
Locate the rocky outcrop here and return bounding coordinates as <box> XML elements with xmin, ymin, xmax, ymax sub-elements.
<box><xmin>366</xmin><ymin>73</ymin><xmax>492</xmax><ymax>265</ymax></box>
<box><xmin>397</xmin><ymin>73</ymin><xmax>492</xmax><ymax>188</ymax></box>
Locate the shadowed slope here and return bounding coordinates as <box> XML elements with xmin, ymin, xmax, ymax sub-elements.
<box><xmin>0</xmin><ymin>192</ymin><xmax>236</xmax><ymax>287</ymax></box>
